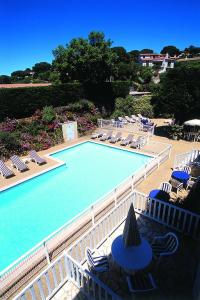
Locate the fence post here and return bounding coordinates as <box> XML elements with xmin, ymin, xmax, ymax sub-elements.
<box><xmin>91</xmin><ymin>205</ymin><xmax>95</xmax><ymax>225</ymax></box>
<box><xmin>43</xmin><ymin>242</ymin><xmax>50</xmax><ymax>265</ymax></box>
<box><xmin>114</xmin><ymin>188</ymin><xmax>117</xmax><ymax>207</ymax></box>
<box><xmin>168</xmin><ymin>146</ymin><xmax>172</xmax><ymax>158</ymax></box>
<box><xmin>131</xmin><ymin>175</ymin><xmax>134</xmax><ymax>191</ymax></box>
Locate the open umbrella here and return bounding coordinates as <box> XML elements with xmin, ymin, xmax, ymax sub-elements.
<box><xmin>123</xmin><ymin>203</ymin><xmax>141</xmax><ymax>247</ymax></box>
<box><xmin>184</xmin><ymin>119</ymin><xmax>200</xmax><ymax>126</ymax></box>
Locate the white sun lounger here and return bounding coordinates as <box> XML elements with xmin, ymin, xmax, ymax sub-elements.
<box><xmin>29</xmin><ymin>150</ymin><xmax>47</xmax><ymax>165</ymax></box>
<box><xmin>10</xmin><ymin>155</ymin><xmax>29</xmax><ymax>172</ymax></box>
<box><xmin>0</xmin><ymin>160</ymin><xmax>14</xmax><ymax>178</ymax></box>
<box><xmin>120</xmin><ymin>134</ymin><xmax>134</xmax><ymax>146</ymax></box>
<box><xmin>100</xmin><ymin>131</ymin><xmax>113</xmax><ymax>141</ymax></box>
<box><xmin>109</xmin><ymin>132</ymin><xmax>122</xmax><ymax>143</ymax></box>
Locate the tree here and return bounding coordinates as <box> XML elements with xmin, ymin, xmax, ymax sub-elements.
<box><xmin>184</xmin><ymin>45</ymin><xmax>200</xmax><ymax>57</ymax></box>
<box><xmin>140</xmin><ymin>49</ymin><xmax>154</xmax><ymax>53</ymax></box>
<box><xmin>0</xmin><ymin>75</ymin><xmax>11</xmax><ymax>84</ymax></box>
<box><xmin>129</xmin><ymin>50</ymin><xmax>140</xmax><ymax>63</ymax></box>
<box><xmin>52</xmin><ymin>31</ymin><xmax>117</xmax><ymax>83</ymax></box>
<box><xmin>161</xmin><ymin>45</ymin><xmax>180</xmax><ymax>56</ymax></box>
<box><xmin>32</xmin><ymin>62</ymin><xmax>51</xmax><ymax>76</ymax></box>
<box><xmin>112</xmin><ymin>47</ymin><xmax>130</xmax><ymax>62</ymax></box>
<box><xmin>11</xmin><ymin>70</ymin><xmax>27</xmax><ymax>81</ymax></box>
<box><xmin>152</xmin><ymin>63</ymin><xmax>200</xmax><ymax>123</ymax></box>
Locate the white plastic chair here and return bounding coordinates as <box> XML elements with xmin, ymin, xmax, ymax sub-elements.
<box><xmin>85</xmin><ymin>247</ymin><xmax>109</xmax><ymax>273</ymax></box>
<box><xmin>186</xmin><ymin>176</ymin><xmax>197</xmax><ymax>190</ymax></box>
<box><xmin>170</xmin><ymin>178</ymin><xmax>183</xmax><ymax>193</ymax></box>
<box><xmin>151</xmin><ymin>232</ymin><xmax>179</xmax><ymax>258</ymax></box>
<box><xmin>183</xmin><ymin>165</ymin><xmax>191</xmax><ymax>174</ymax></box>
<box><xmin>127</xmin><ymin>272</ymin><xmax>157</xmax><ymax>293</ymax></box>
<box><xmin>159</xmin><ymin>182</ymin><xmax>172</xmax><ymax>194</ymax></box>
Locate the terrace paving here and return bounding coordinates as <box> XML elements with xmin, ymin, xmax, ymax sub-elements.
<box><xmin>52</xmin><ymin>213</ymin><xmax>198</xmax><ymax>300</ymax></box>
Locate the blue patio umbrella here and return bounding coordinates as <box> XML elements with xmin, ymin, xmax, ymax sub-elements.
<box><xmin>123</xmin><ymin>203</ymin><xmax>141</xmax><ymax>247</ymax></box>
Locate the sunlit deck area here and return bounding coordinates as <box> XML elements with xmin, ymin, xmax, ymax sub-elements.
<box><xmin>53</xmin><ymin>212</ymin><xmax>197</xmax><ymax>300</ymax></box>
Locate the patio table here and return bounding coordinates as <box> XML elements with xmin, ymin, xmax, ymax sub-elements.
<box><xmin>149</xmin><ymin>189</ymin><xmax>170</xmax><ymax>202</ymax></box>
<box><xmin>111</xmin><ymin>235</ymin><xmax>152</xmax><ymax>274</ymax></box>
<box><xmin>171</xmin><ymin>170</ymin><xmax>190</xmax><ymax>187</ymax></box>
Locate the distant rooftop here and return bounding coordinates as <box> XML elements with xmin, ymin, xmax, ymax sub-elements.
<box><xmin>0</xmin><ymin>83</ymin><xmax>51</xmax><ymax>89</ymax></box>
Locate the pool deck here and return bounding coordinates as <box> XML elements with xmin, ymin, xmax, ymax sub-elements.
<box><xmin>1</xmin><ymin>119</ymin><xmax>200</xmax><ymax>193</ymax></box>
<box><xmin>1</xmin><ymin>119</ymin><xmax>200</xmax><ymax>299</ymax></box>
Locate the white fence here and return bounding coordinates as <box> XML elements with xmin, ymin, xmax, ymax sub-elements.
<box><xmin>0</xmin><ymin>143</ymin><xmax>171</xmax><ymax>290</ymax></box>
<box><xmin>13</xmin><ymin>189</ymin><xmax>200</xmax><ymax>300</ymax></box>
<box><xmin>134</xmin><ymin>191</ymin><xmax>200</xmax><ymax>240</ymax></box>
<box><xmin>97</xmin><ymin>118</ymin><xmax>155</xmax><ymax>135</ymax></box>
<box><xmin>173</xmin><ymin>149</ymin><xmax>200</xmax><ymax>170</ymax></box>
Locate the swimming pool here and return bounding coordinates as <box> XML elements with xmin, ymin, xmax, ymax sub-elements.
<box><xmin>0</xmin><ymin>141</ymin><xmax>152</xmax><ymax>271</ymax></box>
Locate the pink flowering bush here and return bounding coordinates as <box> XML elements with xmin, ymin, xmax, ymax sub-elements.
<box><xmin>0</xmin><ymin>103</ymin><xmax>99</xmax><ymax>160</ymax></box>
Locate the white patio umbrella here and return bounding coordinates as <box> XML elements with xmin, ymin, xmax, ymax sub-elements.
<box><xmin>184</xmin><ymin>119</ymin><xmax>200</xmax><ymax>126</ymax></box>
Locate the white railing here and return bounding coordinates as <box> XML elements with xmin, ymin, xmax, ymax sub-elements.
<box><xmin>68</xmin><ymin>192</ymin><xmax>133</xmax><ymax>263</ymax></box>
<box><xmin>0</xmin><ymin>143</ymin><xmax>171</xmax><ymax>287</ymax></box>
<box><xmin>97</xmin><ymin>118</ymin><xmax>155</xmax><ymax>136</ymax></box>
<box><xmin>66</xmin><ymin>254</ymin><xmax>122</xmax><ymax>300</ymax></box>
<box><xmin>13</xmin><ymin>189</ymin><xmax>200</xmax><ymax>300</ymax></box>
<box><xmin>173</xmin><ymin>149</ymin><xmax>200</xmax><ymax>169</ymax></box>
<box><xmin>134</xmin><ymin>191</ymin><xmax>200</xmax><ymax>240</ymax></box>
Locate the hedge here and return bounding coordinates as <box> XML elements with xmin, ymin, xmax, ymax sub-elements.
<box><xmin>0</xmin><ymin>81</ymin><xmax>131</xmax><ymax>121</ymax></box>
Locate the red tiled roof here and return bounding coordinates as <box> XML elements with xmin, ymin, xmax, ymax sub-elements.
<box><xmin>0</xmin><ymin>83</ymin><xmax>51</xmax><ymax>89</ymax></box>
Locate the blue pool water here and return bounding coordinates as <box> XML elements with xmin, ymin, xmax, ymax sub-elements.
<box><xmin>0</xmin><ymin>142</ymin><xmax>152</xmax><ymax>271</ymax></box>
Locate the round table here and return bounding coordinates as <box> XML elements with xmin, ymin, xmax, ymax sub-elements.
<box><xmin>171</xmin><ymin>171</ymin><xmax>190</xmax><ymax>187</ymax></box>
<box><xmin>111</xmin><ymin>235</ymin><xmax>152</xmax><ymax>273</ymax></box>
<box><xmin>149</xmin><ymin>189</ymin><xmax>170</xmax><ymax>202</ymax></box>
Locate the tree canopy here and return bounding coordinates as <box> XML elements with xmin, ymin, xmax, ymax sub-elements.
<box><xmin>161</xmin><ymin>45</ymin><xmax>180</xmax><ymax>56</ymax></box>
<box><xmin>52</xmin><ymin>31</ymin><xmax>117</xmax><ymax>83</ymax></box>
<box><xmin>140</xmin><ymin>49</ymin><xmax>154</xmax><ymax>53</ymax></box>
<box><xmin>32</xmin><ymin>62</ymin><xmax>51</xmax><ymax>75</ymax></box>
<box><xmin>152</xmin><ymin>63</ymin><xmax>200</xmax><ymax>123</ymax></box>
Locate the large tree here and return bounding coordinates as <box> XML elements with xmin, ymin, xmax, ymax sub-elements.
<box><xmin>184</xmin><ymin>45</ymin><xmax>200</xmax><ymax>56</ymax></box>
<box><xmin>129</xmin><ymin>50</ymin><xmax>140</xmax><ymax>63</ymax></box>
<box><xmin>161</xmin><ymin>45</ymin><xmax>180</xmax><ymax>56</ymax></box>
<box><xmin>140</xmin><ymin>49</ymin><xmax>154</xmax><ymax>53</ymax></box>
<box><xmin>111</xmin><ymin>47</ymin><xmax>129</xmax><ymax>62</ymax></box>
<box><xmin>152</xmin><ymin>63</ymin><xmax>200</xmax><ymax>123</ymax></box>
<box><xmin>0</xmin><ymin>75</ymin><xmax>11</xmax><ymax>84</ymax></box>
<box><xmin>52</xmin><ymin>31</ymin><xmax>117</xmax><ymax>83</ymax></box>
<box><xmin>32</xmin><ymin>62</ymin><xmax>52</xmax><ymax>76</ymax></box>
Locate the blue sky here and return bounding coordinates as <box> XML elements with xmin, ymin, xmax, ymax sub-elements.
<box><xmin>0</xmin><ymin>0</ymin><xmax>200</xmax><ymax>75</ymax></box>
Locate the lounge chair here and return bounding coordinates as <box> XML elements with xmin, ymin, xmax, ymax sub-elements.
<box><xmin>130</xmin><ymin>136</ymin><xmax>146</xmax><ymax>149</ymax></box>
<box><xmin>85</xmin><ymin>247</ymin><xmax>109</xmax><ymax>273</ymax></box>
<box><xmin>109</xmin><ymin>132</ymin><xmax>122</xmax><ymax>143</ymax></box>
<box><xmin>127</xmin><ymin>272</ymin><xmax>157</xmax><ymax>293</ymax></box>
<box><xmin>91</xmin><ymin>131</ymin><xmax>104</xmax><ymax>139</ymax></box>
<box><xmin>118</xmin><ymin>117</ymin><xmax>128</xmax><ymax>124</ymax></box>
<box><xmin>29</xmin><ymin>150</ymin><xmax>47</xmax><ymax>165</ymax></box>
<box><xmin>0</xmin><ymin>160</ymin><xmax>14</xmax><ymax>178</ymax></box>
<box><xmin>120</xmin><ymin>134</ymin><xmax>134</xmax><ymax>146</ymax></box>
<box><xmin>10</xmin><ymin>155</ymin><xmax>29</xmax><ymax>172</ymax></box>
<box><xmin>100</xmin><ymin>131</ymin><xmax>113</xmax><ymax>141</ymax></box>
<box><xmin>125</xmin><ymin>116</ymin><xmax>135</xmax><ymax>123</ymax></box>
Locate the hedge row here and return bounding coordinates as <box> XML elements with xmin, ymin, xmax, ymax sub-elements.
<box><xmin>0</xmin><ymin>81</ymin><xmax>131</xmax><ymax>121</ymax></box>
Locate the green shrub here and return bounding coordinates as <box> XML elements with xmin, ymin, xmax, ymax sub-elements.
<box><xmin>0</xmin><ymin>131</ymin><xmax>21</xmax><ymax>158</ymax></box>
<box><xmin>0</xmin><ymin>81</ymin><xmax>131</xmax><ymax>121</ymax></box>
<box><xmin>112</xmin><ymin>95</ymin><xmax>154</xmax><ymax>118</ymax></box>
<box><xmin>42</xmin><ymin>106</ymin><xmax>56</xmax><ymax>123</ymax></box>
